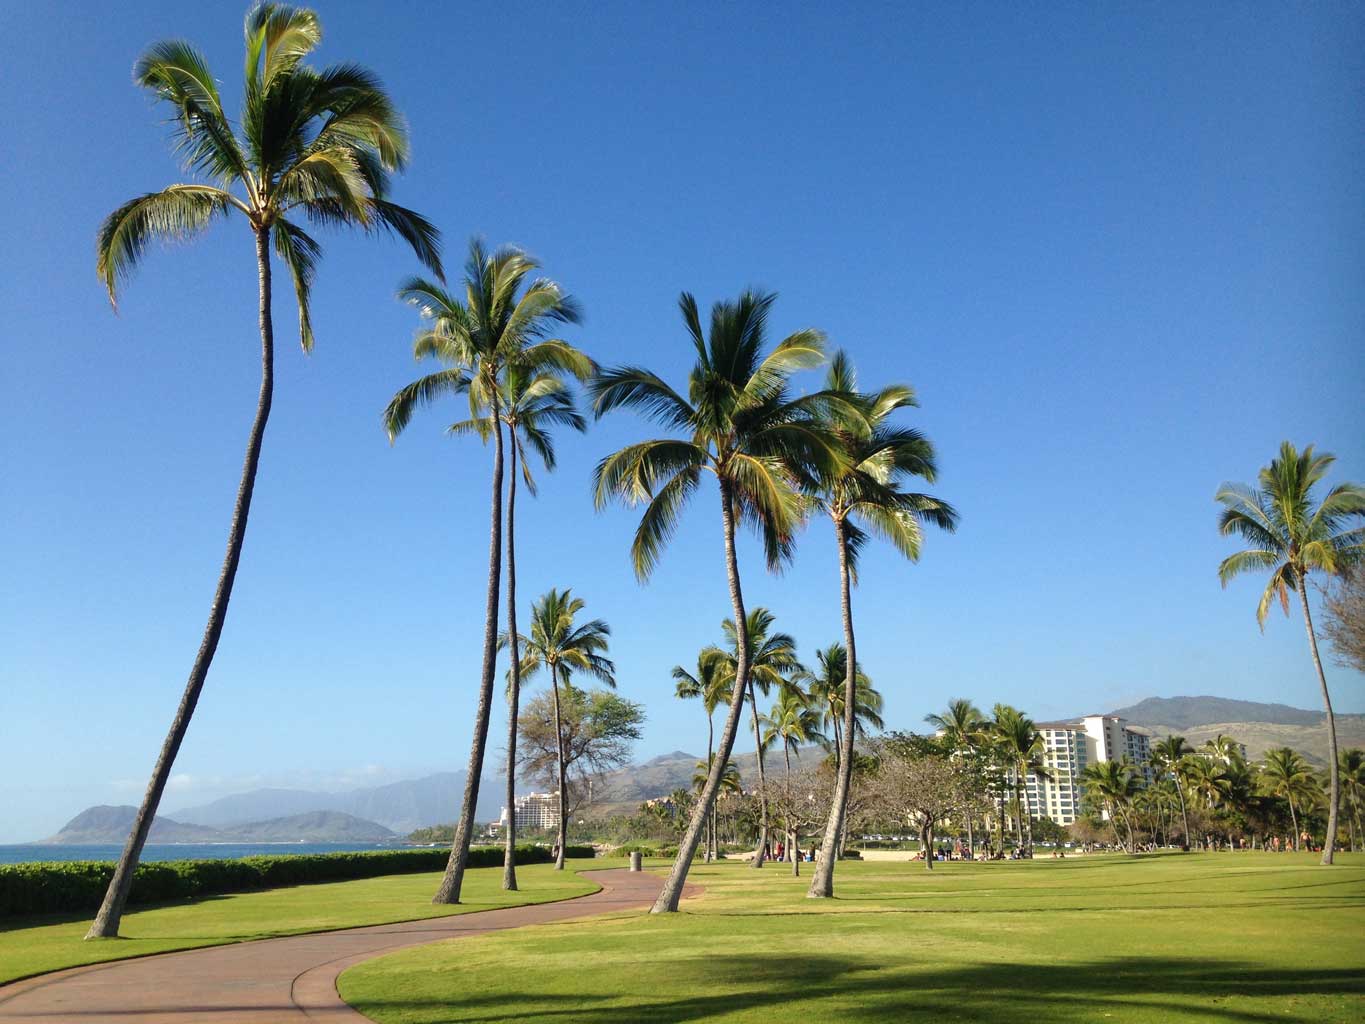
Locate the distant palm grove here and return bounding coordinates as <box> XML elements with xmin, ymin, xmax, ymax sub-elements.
<box><xmin>85</xmin><ymin>1</ymin><xmax>1364</xmax><ymax>940</ymax></box>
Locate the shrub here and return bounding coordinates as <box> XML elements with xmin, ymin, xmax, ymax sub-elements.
<box><xmin>0</xmin><ymin>843</ymin><xmax>593</xmax><ymax>918</ymax></box>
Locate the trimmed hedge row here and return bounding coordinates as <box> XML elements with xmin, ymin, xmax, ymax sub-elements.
<box><xmin>0</xmin><ymin>844</ymin><xmax>595</xmax><ymax>917</ymax></box>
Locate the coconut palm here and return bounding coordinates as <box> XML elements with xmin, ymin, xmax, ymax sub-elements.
<box><xmin>674</xmin><ymin>648</ymin><xmax>732</xmax><ymax>860</ymax></box>
<box><xmin>1183</xmin><ymin>755</ymin><xmax>1231</xmax><ymax>814</ymax></box>
<box><xmin>1203</xmin><ymin>734</ymin><xmax>1245</xmax><ymax>766</ymax></box>
<box><xmin>86</xmin><ymin>2</ymin><xmax>441</xmax><ymax>940</ymax></box>
<box><xmin>385</xmin><ymin>241</ymin><xmax>587</xmax><ymax>903</ymax></box>
<box><xmin>992</xmin><ymin>705</ymin><xmax>1051</xmax><ymax>856</ymax></box>
<box><xmin>761</xmin><ymin>683</ymin><xmax>827</xmax><ymax>783</ymax></box>
<box><xmin>1081</xmin><ymin>760</ymin><xmax>1140</xmax><ymax>852</ymax></box>
<box><xmin>515</xmin><ymin>589</ymin><xmax>615</xmax><ymax>868</ymax></box>
<box><xmin>1151</xmin><ymin>735</ymin><xmax>1194</xmax><ymax>847</ymax></box>
<box><xmin>926</xmin><ymin>699</ymin><xmax>986</xmax><ymax>853</ymax></box>
<box><xmin>714</xmin><ymin>608</ymin><xmax>804</xmax><ymax>867</ymax></box>
<box><xmin>1258</xmin><ymin>747</ymin><xmax>1317</xmax><ymax>851</ymax></box>
<box><xmin>806</xmin><ymin>644</ymin><xmax>885</xmax><ymax>764</ymax></box>
<box><xmin>472</xmin><ymin>368</ymin><xmax>587</xmax><ymax>890</ymax></box>
<box><xmin>1339</xmin><ymin>749</ymin><xmax>1365</xmax><ymax>852</ymax></box>
<box><xmin>1216</xmin><ymin>442</ymin><xmax>1365</xmax><ymax>863</ymax></box>
<box><xmin>592</xmin><ymin>289</ymin><xmax>842</xmax><ymax>912</ymax></box>
<box><xmin>805</xmin><ymin>352</ymin><xmax>957</xmax><ymax>897</ymax></box>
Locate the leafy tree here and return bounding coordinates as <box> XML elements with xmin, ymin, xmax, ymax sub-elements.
<box><xmin>514</xmin><ymin>589</ymin><xmax>615</xmax><ymax>868</ymax></box>
<box><xmin>1258</xmin><ymin>747</ymin><xmax>1318</xmax><ymax>851</ymax></box>
<box><xmin>592</xmin><ymin>290</ymin><xmax>840</xmax><ymax>912</ymax></box>
<box><xmin>385</xmin><ymin>241</ymin><xmax>585</xmax><ymax>902</ymax></box>
<box><xmin>806</xmin><ymin>352</ymin><xmax>957</xmax><ymax>899</ymax></box>
<box><xmin>1151</xmin><ymin>735</ymin><xmax>1194</xmax><ymax>846</ymax></box>
<box><xmin>873</xmin><ymin>741</ymin><xmax>983</xmax><ymax>871</ymax></box>
<box><xmin>87</xmin><ymin>1</ymin><xmax>441</xmax><ymax>940</ymax></box>
<box><xmin>1216</xmin><ymin>441</ymin><xmax>1365</xmax><ymax>863</ymax></box>
<box><xmin>517</xmin><ymin>686</ymin><xmax>644</xmax><ymax>828</ymax></box>
<box><xmin>1320</xmin><ymin>569</ymin><xmax>1365</xmax><ymax>674</ymax></box>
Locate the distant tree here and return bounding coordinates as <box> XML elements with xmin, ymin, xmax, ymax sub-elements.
<box><xmin>1339</xmin><ymin>749</ymin><xmax>1365</xmax><ymax>852</ymax></box>
<box><xmin>514</xmin><ymin>589</ymin><xmax>616</xmax><ymax>868</ymax></box>
<box><xmin>1080</xmin><ymin>760</ymin><xmax>1140</xmax><ymax>852</ymax></box>
<box><xmin>768</xmin><ymin>766</ymin><xmax>834</xmax><ymax>876</ymax></box>
<box><xmin>991</xmin><ymin>705</ymin><xmax>1051</xmax><ymax>856</ymax></box>
<box><xmin>1320</xmin><ymin>570</ymin><xmax>1365</xmax><ymax>674</ymax></box>
<box><xmin>87</xmin><ymin>1</ymin><xmax>442</xmax><ymax>940</ymax></box>
<box><xmin>1216</xmin><ymin>441</ymin><xmax>1365</xmax><ymax>864</ymax></box>
<box><xmin>874</xmin><ymin>739</ymin><xmax>985</xmax><ymax>871</ymax></box>
<box><xmin>517</xmin><ymin>687</ymin><xmax>643</xmax><ymax>827</ymax></box>
<box><xmin>673</xmin><ymin>648</ymin><xmax>732</xmax><ymax>860</ymax></box>
<box><xmin>926</xmin><ymin>698</ymin><xmax>987</xmax><ymax>853</ymax></box>
<box><xmin>1151</xmin><ymin>735</ymin><xmax>1194</xmax><ymax>846</ymax></box>
<box><xmin>1257</xmin><ymin>747</ymin><xmax>1317</xmax><ymax>851</ymax></box>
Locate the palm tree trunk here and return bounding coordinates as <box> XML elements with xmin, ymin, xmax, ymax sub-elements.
<box><xmin>749</xmin><ymin>687</ymin><xmax>769</xmax><ymax>868</ymax></box>
<box><xmin>706</xmin><ymin>716</ymin><xmax>715</xmax><ymax>861</ymax></box>
<box><xmin>1288</xmin><ymin>795</ymin><xmax>1300</xmax><ymax>852</ymax></box>
<box><xmin>501</xmin><ymin>432</ymin><xmax>522</xmax><ymax>891</ymax></box>
<box><xmin>1297</xmin><ymin>586</ymin><xmax>1339</xmax><ymax>864</ymax></box>
<box><xmin>809</xmin><ymin>518</ymin><xmax>857</xmax><ymax>898</ymax></box>
<box><xmin>432</xmin><ymin>405</ymin><xmax>504</xmax><ymax>905</ymax></box>
<box><xmin>86</xmin><ymin>227</ymin><xmax>276</xmax><ymax>940</ymax></box>
<box><xmin>1020</xmin><ymin>767</ymin><xmax>1034</xmax><ymax>857</ymax></box>
<box><xmin>652</xmin><ymin>482</ymin><xmax>752</xmax><ymax>913</ymax></box>
<box><xmin>551</xmin><ymin>662</ymin><xmax>568</xmax><ymax>870</ymax></box>
<box><xmin>1175</xmin><ymin>776</ymin><xmax>1190</xmax><ymax>849</ymax></box>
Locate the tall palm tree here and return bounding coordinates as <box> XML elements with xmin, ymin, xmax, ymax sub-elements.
<box><xmin>806</xmin><ymin>644</ymin><xmax>884</xmax><ymax>765</ymax></box>
<box><xmin>87</xmin><ymin>2</ymin><xmax>441</xmax><ymax>940</ymax></box>
<box><xmin>515</xmin><ymin>589</ymin><xmax>615</xmax><ymax>868</ymax></box>
<box><xmin>1338</xmin><ymin>749</ymin><xmax>1365</xmax><ymax>853</ymax></box>
<box><xmin>761</xmin><ymin>683</ymin><xmax>826</xmax><ymax>782</ymax></box>
<box><xmin>992</xmin><ymin>705</ymin><xmax>1051</xmax><ymax>856</ymax></box>
<box><xmin>1151</xmin><ymin>735</ymin><xmax>1194</xmax><ymax>847</ymax></box>
<box><xmin>385</xmin><ymin>241</ymin><xmax>586</xmax><ymax>902</ymax></box>
<box><xmin>807</xmin><ymin>352</ymin><xmax>956</xmax><ymax>898</ymax></box>
<box><xmin>1258</xmin><ymin>747</ymin><xmax>1317</xmax><ymax>851</ymax></box>
<box><xmin>592</xmin><ymin>290</ymin><xmax>841</xmax><ymax>912</ymax></box>
<box><xmin>926</xmin><ymin>698</ymin><xmax>986</xmax><ymax>854</ymax></box>
<box><xmin>472</xmin><ymin>367</ymin><xmax>587</xmax><ymax>891</ymax></box>
<box><xmin>1081</xmin><ymin>760</ymin><xmax>1140</xmax><ymax>852</ymax></box>
<box><xmin>1183</xmin><ymin>755</ymin><xmax>1231</xmax><ymax>815</ymax></box>
<box><xmin>1216</xmin><ymin>442</ymin><xmax>1365</xmax><ymax>864</ymax></box>
<box><xmin>716</xmin><ymin>608</ymin><xmax>803</xmax><ymax>867</ymax></box>
<box><xmin>673</xmin><ymin>648</ymin><xmax>732</xmax><ymax>861</ymax></box>
<box><xmin>1203</xmin><ymin>734</ymin><xmax>1245</xmax><ymax>766</ymax></box>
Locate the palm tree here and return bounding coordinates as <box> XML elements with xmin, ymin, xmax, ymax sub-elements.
<box><xmin>673</xmin><ymin>648</ymin><xmax>731</xmax><ymax>860</ymax></box>
<box><xmin>1216</xmin><ymin>442</ymin><xmax>1365</xmax><ymax>864</ymax></box>
<box><xmin>1258</xmin><ymin>747</ymin><xmax>1317</xmax><ymax>851</ymax></box>
<box><xmin>926</xmin><ymin>699</ymin><xmax>986</xmax><ymax>854</ymax></box>
<box><xmin>515</xmin><ymin>589</ymin><xmax>615</xmax><ymax>868</ymax></box>
<box><xmin>592</xmin><ymin>289</ymin><xmax>841</xmax><ymax>912</ymax></box>
<box><xmin>1339</xmin><ymin>749</ymin><xmax>1365</xmax><ymax>852</ymax></box>
<box><xmin>474</xmin><ymin>368</ymin><xmax>587</xmax><ymax>890</ymax></box>
<box><xmin>1183</xmin><ymin>755</ymin><xmax>1231</xmax><ymax>819</ymax></box>
<box><xmin>1151</xmin><ymin>735</ymin><xmax>1194</xmax><ymax>847</ymax></box>
<box><xmin>715</xmin><ymin>608</ymin><xmax>804</xmax><ymax>867</ymax></box>
<box><xmin>1081</xmin><ymin>760</ymin><xmax>1140</xmax><ymax>852</ymax></box>
<box><xmin>806</xmin><ymin>644</ymin><xmax>885</xmax><ymax>765</ymax></box>
<box><xmin>762</xmin><ymin>683</ymin><xmax>826</xmax><ymax>783</ymax></box>
<box><xmin>87</xmin><ymin>2</ymin><xmax>441</xmax><ymax>940</ymax></box>
<box><xmin>385</xmin><ymin>241</ymin><xmax>586</xmax><ymax>903</ymax></box>
<box><xmin>992</xmin><ymin>705</ymin><xmax>1051</xmax><ymax>856</ymax></box>
<box><xmin>1203</xmin><ymin>734</ymin><xmax>1245</xmax><ymax>766</ymax></box>
<box><xmin>806</xmin><ymin>351</ymin><xmax>956</xmax><ymax>897</ymax></box>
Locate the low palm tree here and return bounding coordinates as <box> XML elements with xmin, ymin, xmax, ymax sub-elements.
<box><xmin>1151</xmin><ymin>735</ymin><xmax>1194</xmax><ymax>847</ymax></box>
<box><xmin>592</xmin><ymin>290</ymin><xmax>841</xmax><ymax>912</ymax></box>
<box><xmin>385</xmin><ymin>241</ymin><xmax>586</xmax><ymax>903</ymax></box>
<box><xmin>674</xmin><ymin>648</ymin><xmax>731</xmax><ymax>860</ymax></box>
<box><xmin>1081</xmin><ymin>760</ymin><xmax>1140</xmax><ymax>852</ymax></box>
<box><xmin>992</xmin><ymin>705</ymin><xmax>1051</xmax><ymax>856</ymax></box>
<box><xmin>1258</xmin><ymin>747</ymin><xmax>1317</xmax><ymax>851</ymax></box>
<box><xmin>515</xmin><ymin>589</ymin><xmax>615</xmax><ymax>868</ymax></box>
<box><xmin>807</xmin><ymin>352</ymin><xmax>957</xmax><ymax>899</ymax></box>
<box><xmin>1184</xmin><ymin>756</ymin><xmax>1231</xmax><ymax>816</ymax></box>
<box><xmin>926</xmin><ymin>699</ymin><xmax>986</xmax><ymax>854</ymax></box>
<box><xmin>1216</xmin><ymin>442</ymin><xmax>1365</xmax><ymax>863</ymax></box>
<box><xmin>87</xmin><ymin>2</ymin><xmax>441</xmax><ymax>939</ymax></box>
<box><xmin>716</xmin><ymin>608</ymin><xmax>803</xmax><ymax>867</ymax></box>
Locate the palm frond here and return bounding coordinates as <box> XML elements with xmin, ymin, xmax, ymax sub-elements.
<box><xmin>97</xmin><ymin>186</ymin><xmax>236</xmax><ymax>305</ymax></box>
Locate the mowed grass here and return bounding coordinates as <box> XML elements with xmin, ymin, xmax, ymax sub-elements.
<box><xmin>340</xmin><ymin>852</ymin><xmax>1365</xmax><ymax>1024</ymax></box>
<box><xmin>0</xmin><ymin>862</ymin><xmax>597</xmax><ymax>985</ymax></box>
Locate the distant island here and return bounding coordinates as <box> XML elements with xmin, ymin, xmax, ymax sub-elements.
<box><xmin>37</xmin><ymin>806</ymin><xmax>396</xmax><ymax>845</ymax></box>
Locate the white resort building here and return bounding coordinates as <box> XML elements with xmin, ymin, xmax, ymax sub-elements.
<box><xmin>501</xmin><ymin>792</ymin><xmax>558</xmax><ymax>831</ymax></box>
<box><xmin>1026</xmin><ymin>715</ymin><xmax>1152</xmax><ymax>825</ymax></box>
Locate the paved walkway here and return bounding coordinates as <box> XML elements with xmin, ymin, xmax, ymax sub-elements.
<box><xmin>0</xmin><ymin>868</ymin><xmax>679</xmax><ymax>1023</ymax></box>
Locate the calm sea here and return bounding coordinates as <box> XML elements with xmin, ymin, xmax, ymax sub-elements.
<box><xmin>0</xmin><ymin>842</ymin><xmax>414</xmax><ymax>866</ymax></box>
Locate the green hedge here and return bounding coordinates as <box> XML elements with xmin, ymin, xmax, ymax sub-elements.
<box><xmin>0</xmin><ymin>844</ymin><xmax>595</xmax><ymax>917</ymax></box>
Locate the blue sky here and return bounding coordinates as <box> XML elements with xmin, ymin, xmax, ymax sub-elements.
<box><xmin>2</xmin><ymin>1</ymin><xmax>1362</xmax><ymax>842</ymax></box>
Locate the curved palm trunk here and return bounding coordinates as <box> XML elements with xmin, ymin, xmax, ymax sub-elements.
<box><xmin>502</xmin><ymin>432</ymin><xmax>523</xmax><ymax>890</ymax></box>
<box><xmin>809</xmin><ymin>518</ymin><xmax>857</xmax><ymax>898</ymax></box>
<box><xmin>705</xmin><ymin>714</ymin><xmax>715</xmax><ymax>862</ymax></box>
<box><xmin>1175</xmin><ymin>775</ymin><xmax>1190</xmax><ymax>848</ymax></box>
<box><xmin>433</xmin><ymin>407</ymin><xmax>505</xmax><ymax>904</ymax></box>
<box><xmin>1297</xmin><ymin>587</ymin><xmax>1339</xmax><ymax>864</ymax></box>
<box><xmin>1019</xmin><ymin>767</ymin><xmax>1034</xmax><ymax>857</ymax></box>
<box><xmin>551</xmin><ymin>662</ymin><xmax>569</xmax><ymax>870</ymax></box>
<box><xmin>1287</xmin><ymin>794</ymin><xmax>1300</xmax><ymax>852</ymax></box>
<box><xmin>652</xmin><ymin>482</ymin><xmax>752</xmax><ymax>913</ymax></box>
<box><xmin>86</xmin><ymin>227</ymin><xmax>276</xmax><ymax>940</ymax></box>
<box><xmin>749</xmin><ymin>687</ymin><xmax>769</xmax><ymax>868</ymax></box>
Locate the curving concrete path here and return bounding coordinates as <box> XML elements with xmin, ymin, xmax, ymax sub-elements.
<box><xmin>0</xmin><ymin>868</ymin><xmax>682</xmax><ymax>1023</ymax></box>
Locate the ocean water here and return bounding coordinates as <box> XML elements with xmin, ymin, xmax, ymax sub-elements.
<box><xmin>0</xmin><ymin>842</ymin><xmax>413</xmax><ymax>866</ymax></box>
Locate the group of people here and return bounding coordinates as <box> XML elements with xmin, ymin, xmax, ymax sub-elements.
<box><xmin>762</xmin><ymin>840</ymin><xmax>817</xmax><ymax>863</ymax></box>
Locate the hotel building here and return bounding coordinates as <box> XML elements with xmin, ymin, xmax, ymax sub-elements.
<box><xmin>1025</xmin><ymin>715</ymin><xmax>1152</xmax><ymax>825</ymax></box>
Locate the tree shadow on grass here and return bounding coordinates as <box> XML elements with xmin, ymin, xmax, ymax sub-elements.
<box><xmin>348</xmin><ymin>953</ymin><xmax>1365</xmax><ymax>1024</ymax></box>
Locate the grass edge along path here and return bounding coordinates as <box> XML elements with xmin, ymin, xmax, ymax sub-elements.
<box><xmin>0</xmin><ymin>862</ymin><xmax>599</xmax><ymax>986</ymax></box>
<box><xmin>339</xmin><ymin>853</ymin><xmax>1365</xmax><ymax>1024</ymax></box>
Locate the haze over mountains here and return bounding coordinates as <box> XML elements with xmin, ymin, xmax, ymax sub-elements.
<box><xmin>36</xmin><ymin>696</ymin><xmax>1362</xmax><ymax>842</ymax></box>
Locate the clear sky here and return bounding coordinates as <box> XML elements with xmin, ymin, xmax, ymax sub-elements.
<box><xmin>2</xmin><ymin>1</ymin><xmax>1362</xmax><ymax>842</ymax></box>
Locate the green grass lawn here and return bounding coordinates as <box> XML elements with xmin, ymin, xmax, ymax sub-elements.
<box><xmin>340</xmin><ymin>852</ymin><xmax>1365</xmax><ymax>1024</ymax></box>
<box><xmin>0</xmin><ymin>862</ymin><xmax>597</xmax><ymax>985</ymax></box>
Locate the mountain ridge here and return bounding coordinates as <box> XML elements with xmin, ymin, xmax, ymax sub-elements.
<box><xmin>38</xmin><ymin>807</ymin><xmax>396</xmax><ymax>845</ymax></box>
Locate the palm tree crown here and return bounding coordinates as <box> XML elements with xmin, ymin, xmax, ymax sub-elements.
<box><xmin>517</xmin><ymin>589</ymin><xmax>616</xmax><ymax>688</ymax></box>
<box><xmin>98</xmin><ymin>2</ymin><xmax>442</xmax><ymax>347</ymax></box>
<box><xmin>807</xmin><ymin>644</ymin><xmax>884</xmax><ymax>742</ymax></box>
